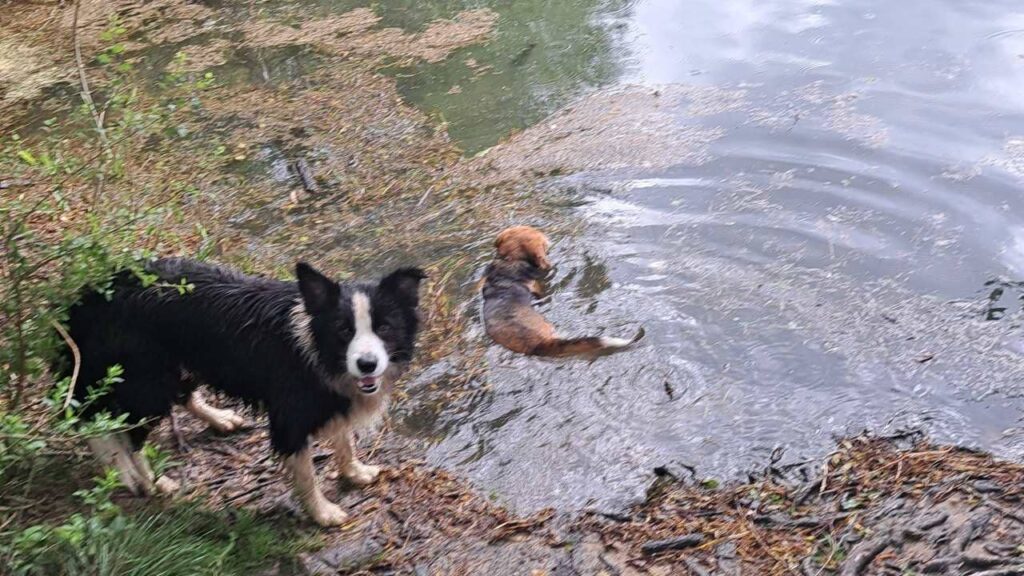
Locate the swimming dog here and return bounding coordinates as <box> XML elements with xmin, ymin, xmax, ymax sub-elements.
<box><xmin>481</xmin><ymin>226</ymin><xmax>640</xmax><ymax>357</ymax></box>
<box><xmin>58</xmin><ymin>258</ymin><xmax>425</xmax><ymax>526</ymax></box>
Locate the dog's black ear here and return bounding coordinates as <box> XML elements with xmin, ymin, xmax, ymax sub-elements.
<box><xmin>296</xmin><ymin>262</ymin><xmax>339</xmax><ymax>314</ymax></box>
<box><xmin>378</xmin><ymin>267</ymin><xmax>427</xmax><ymax>306</ymax></box>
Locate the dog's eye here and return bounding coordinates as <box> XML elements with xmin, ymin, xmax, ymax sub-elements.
<box><xmin>376</xmin><ymin>324</ymin><xmax>393</xmax><ymax>337</ymax></box>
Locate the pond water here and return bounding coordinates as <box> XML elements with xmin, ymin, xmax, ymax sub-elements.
<box><xmin>375</xmin><ymin>0</ymin><xmax>1024</xmax><ymax>511</ymax></box>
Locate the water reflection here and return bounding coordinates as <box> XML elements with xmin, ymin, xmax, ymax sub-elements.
<box><xmin>396</xmin><ymin>0</ymin><xmax>1024</xmax><ymax>511</ymax></box>
<box><xmin>386</xmin><ymin>0</ymin><xmax>632</xmax><ymax>153</ymax></box>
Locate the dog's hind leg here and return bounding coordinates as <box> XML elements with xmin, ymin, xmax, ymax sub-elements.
<box><xmin>186</xmin><ymin>389</ymin><xmax>245</xmax><ymax>433</ymax></box>
<box><xmin>128</xmin><ymin>448</ymin><xmax>180</xmax><ymax>495</ymax></box>
<box><xmin>286</xmin><ymin>447</ymin><xmax>349</xmax><ymax>527</ymax></box>
<box><xmin>328</xmin><ymin>421</ymin><xmax>381</xmax><ymax>486</ymax></box>
<box><xmin>88</xmin><ymin>433</ymin><xmax>159</xmax><ymax>496</ymax></box>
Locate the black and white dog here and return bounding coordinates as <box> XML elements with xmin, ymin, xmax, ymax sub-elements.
<box><xmin>59</xmin><ymin>257</ymin><xmax>425</xmax><ymax>526</ymax></box>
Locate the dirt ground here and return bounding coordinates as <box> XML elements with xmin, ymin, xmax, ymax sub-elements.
<box><xmin>156</xmin><ymin>407</ymin><xmax>1024</xmax><ymax>576</ymax></box>
<box><xmin>4</xmin><ymin>1</ymin><xmax>1024</xmax><ymax>575</ymax></box>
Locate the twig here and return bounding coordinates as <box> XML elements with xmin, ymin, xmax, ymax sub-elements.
<box><xmin>0</xmin><ymin>179</ymin><xmax>32</xmax><ymax>190</ymax></box>
<box><xmin>984</xmin><ymin>499</ymin><xmax>1024</xmax><ymax>526</ymax></box>
<box><xmin>970</xmin><ymin>567</ymin><xmax>1024</xmax><ymax>576</ymax></box>
<box><xmin>747</xmin><ymin>522</ymin><xmax>801</xmax><ymax>576</ymax></box>
<box><xmin>840</xmin><ymin>533</ymin><xmax>891</xmax><ymax>576</ymax></box>
<box><xmin>366</xmin><ymin>419</ymin><xmax>389</xmax><ymax>461</ymax></box>
<box><xmin>50</xmin><ymin>319</ymin><xmax>80</xmax><ymax>411</ymax></box>
<box><xmin>72</xmin><ymin>0</ymin><xmax>108</xmax><ymax>148</ymax></box>
<box><xmin>292</xmin><ymin>158</ymin><xmax>319</xmax><ymax>194</ymax></box>
<box><xmin>820</xmin><ymin>455</ymin><xmax>831</xmax><ymax>494</ymax></box>
<box><xmin>640</xmin><ymin>533</ymin><xmax>704</xmax><ymax>554</ymax></box>
<box><xmin>222</xmin><ymin>476</ymin><xmax>278</xmax><ymax>505</ymax></box>
<box><xmin>682</xmin><ymin>556</ymin><xmax>712</xmax><ymax>576</ymax></box>
<box><xmin>72</xmin><ymin>0</ymin><xmax>110</xmax><ymax>202</ymax></box>
<box><xmin>169</xmin><ymin>410</ymin><xmax>191</xmax><ymax>453</ymax></box>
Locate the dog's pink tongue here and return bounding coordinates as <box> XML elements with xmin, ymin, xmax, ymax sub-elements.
<box><xmin>360</xmin><ymin>377</ymin><xmax>377</xmax><ymax>386</ymax></box>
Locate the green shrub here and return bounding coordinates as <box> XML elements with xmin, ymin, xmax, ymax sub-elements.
<box><xmin>5</xmin><ymin>499</ymin><xmax>304</xmax><ymax>576</ymax></box>
<box><xmin>0</xmin><ymin>16</ymin><xmax>306</xmax><ymax>576</ymax></box>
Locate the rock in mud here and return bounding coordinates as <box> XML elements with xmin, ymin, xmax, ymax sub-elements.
<box><xmin>299</xmin><ymin>537</ymin><xmax>385</xmax><ymax>575</ymax></box>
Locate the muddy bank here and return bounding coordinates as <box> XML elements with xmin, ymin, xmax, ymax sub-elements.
<box><xmin>220</xmin><ymin>425</ymin><xmax>1019</xmax><ymax>575</ymax></box>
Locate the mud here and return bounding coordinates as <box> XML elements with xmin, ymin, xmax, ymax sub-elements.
<box><xmin>155</xmin><ymin>404</ymin><xmax>1024</xmax><ymax>575</ymax></box>
<box><xmin>461</xmin><ymin>85</ymin><xmax>731</xmax><ymax>183</ymax></box>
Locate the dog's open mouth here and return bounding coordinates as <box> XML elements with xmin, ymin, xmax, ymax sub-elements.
<box><xmin>358</xmin><ymin>377</ymin><xmax>379</xmax><ymax>394</ymax></box>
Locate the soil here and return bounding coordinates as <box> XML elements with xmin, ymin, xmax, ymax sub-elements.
<box><xmin>3</xmin><ymin>1</ymin><xmax>1024</xmax><ymax>575</ymax></box>
<box><xmin>157</xmin><ymin>407</ymin><xmax>1024</xmax><ymax>575</ymax></box>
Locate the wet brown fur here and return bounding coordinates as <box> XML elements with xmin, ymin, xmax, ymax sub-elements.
<box><xmin>482</xmin><ymin>226</ymin><xmax>635</xmax><ymax>357</ymax></box>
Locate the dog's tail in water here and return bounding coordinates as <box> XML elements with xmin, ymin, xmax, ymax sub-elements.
<box><xmin>532</xmin><ymin>327</ymin><xmax>645</xmax><ymax>358</ymax></box>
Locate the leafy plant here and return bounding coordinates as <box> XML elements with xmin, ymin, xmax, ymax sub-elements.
<box><xmin>3</xmin><ymin>499</ymin><xmax>306</xmax><ymax>576</ymax></box>
<box><xmin>0</xmin><ymin>14</ymin><xmax>294</xmax><ymax>576</ymax></box>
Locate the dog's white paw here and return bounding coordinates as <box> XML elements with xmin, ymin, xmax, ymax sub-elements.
<box><xmin>207</xmin><ymin>409</ymin><xmax>244</xmax><ymax>433</ymax></box>
<box><xmin>120</xmin><ymin>462</ymin><xmax>157</xmax><ymax>496</ymax></box>
<box><xmin>154</xmin><ymin>476</ymin><xmax>181</xmax><ymax>495</ymax></box>
<box><xmin>120</xmin><ymin>471</ymin><xmax>149</xmax><ymax>496</ymax></box>
<box><xmin>308</xmin><ymin>501</ymin><xmax>349</xmax><ymax>527</ymax></box>
<box><xmin>342</xmin><ymin>462</ymin><xmax>381</xmax><ymax>486</ymax></box>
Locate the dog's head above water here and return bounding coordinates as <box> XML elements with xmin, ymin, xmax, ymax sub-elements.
<box><xmin>292</xmin><ymin>262</ymin><xmax>426</xmax><ymax>395</ymax></box>
<box><xmin>495</xmin><ymin>225</ymin><xmax>552</xmax><ymax>271</ymax></box>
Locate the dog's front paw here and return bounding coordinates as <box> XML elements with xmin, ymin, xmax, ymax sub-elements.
<box><xmin>208</xmin><ymin>409</ymin><xmax>245</xmax><ymax>433</ymax></box>
<box><xmin>342</xmin><ymin>462</ymin><xmax>381</xmax><ymax>486</ymax></box>
<box><xmin>154</xmin><ymin>476</ymin><xmax>181</xmax><ymax>495</ymax></box>
<box><xmin>309</xmin><ymin>501</ymin><xmax>349</xmax><ymax>527</ymax></box>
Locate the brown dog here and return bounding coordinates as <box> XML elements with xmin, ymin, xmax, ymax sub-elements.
<box><xmin>481</xmin><ymin>226</ymin><xmax>641</xmax><ymax>357</ymax></box>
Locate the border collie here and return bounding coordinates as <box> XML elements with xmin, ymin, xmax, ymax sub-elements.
<box><xmin>59</xmin><ymin>257</ymin><xmax>425</xmax><ymax>526</ymax></box>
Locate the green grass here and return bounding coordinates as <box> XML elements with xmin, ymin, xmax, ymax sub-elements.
<box><xmin>4</xmin><ymin>502</ymin><xmax>310</xmax><ymax>576</ymax></box>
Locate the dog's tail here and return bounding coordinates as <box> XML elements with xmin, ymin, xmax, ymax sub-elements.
<box><xmin>532</xmin><ymin>327</ymin><xmax>644</xmax><ymax>358</ymax></box>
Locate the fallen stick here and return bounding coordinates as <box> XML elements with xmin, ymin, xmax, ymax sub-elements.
<box><xmin>970</xmin><ymin>567</ymin><xmax>1024</xmax><ymax>576</ymax></box>
<box><xmin>754</xmin><ymin>514</ymin><xmax>824</xmax><ymax>528</ymax></box>
<box><xmin>0</xmin><ymin>178</ymin><xmax>32</xmax><ymax>189</ymax></box>
<box><xmin>641</xmin><ymin>533</ymin><xmax>704</xmax><ymax>555</ymax></box>
<box><xmin>964</xmin><ymin>553</ymin><xmax>1017</xmax><ymax>568</ymax></box>
<box><xmin>682</xmin><ymin>556</ymin><xmax>711</xmax><ymax>576</ymax></box>
<box><xmin>913</xmin><ymin>512</ymin><xmax>948</xmax><ymax>531</ymax></box>
<box><xmin>50</xmin><ymin>320</ymin><xmax>80</xmax><ymax>411</ymax></box>
<box><xmin>839</xmin><ymin>534</ymin><xmax>891</xmax><ymax>576</ymax></box>
<box><xmin>920</xmin><ymin>557</ymin><xmax>956</xmax><ymax>573</ymax></box>
<box><xmin>984</xmin><ymin>499</ymin><xmax>1024</xmax><ymax>526</ymax></box>
<box><xmin>952</xmin><ymin>513</ymin><xmax>991</xmax><ymax>552</ymax></box>
<box><xmin>292</xmin><ymin>158</ymin><xmax>319</xmax><ymax>194</ymax></box>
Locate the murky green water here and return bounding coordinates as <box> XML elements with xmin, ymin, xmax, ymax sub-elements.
<box><xmin>375</xmin><ymin>0</ymin><xmax>1024</xmax><ymax>511</ymax></box>
<box><xmin>383</xmin><ymin>0</ymin><xmax>629</xmax><ymax>154</ymax></box>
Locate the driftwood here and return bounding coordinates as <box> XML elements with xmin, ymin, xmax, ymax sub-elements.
<box><xmin>839</xmin><ymin>533</ymin><xmax>891</xmax><ymax>576</ymax></box>
<box><xmin>0</xmin><ymin>178</ymin><xmax>32</xmax><ymax>189</ymax></box>
<box><xmin>640</xmin><ymin>533</ymin><xmax>704</xmax><ymax>555</ymax></box>
<box><xmin>292</xmin><ymin>158</ymin><xmax>319</xmax><ymax>194</ymax></box>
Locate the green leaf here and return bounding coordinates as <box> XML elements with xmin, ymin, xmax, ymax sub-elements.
<box><xmin>17</xmin><ymin>149</ymin><xmax>37</xmax><ymax>165</ymax></box>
